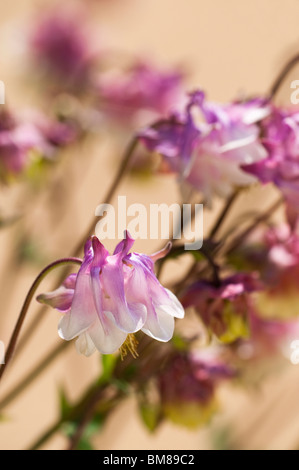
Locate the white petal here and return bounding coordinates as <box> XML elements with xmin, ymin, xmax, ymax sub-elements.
<box><xmin>142</xmin><ymin>307</ymin><xmax>175</xmax><ymax>342</ymax></box>
<box><xmin>58</xmin><ymin>271</ymin><xmax>98</xmax><ymax>341</ymax></box>
<box><xmin>75</xmin><ymin>332</ymin><xmax>96</xmax><ymax>357</ymax></box>
<box><xmin>58</xmin><ymin>313</ymin><xmax>96</xmax><ymax>341</ymax></box>
<box><xmin>161</xmin><ymin>288</ymin><xmax>185</xmax><ymax>319</ymax></box>
<box><xmin>88</xmin><ymin>311</ymin><xmax>127</xmax><ymax>354</ymax></box>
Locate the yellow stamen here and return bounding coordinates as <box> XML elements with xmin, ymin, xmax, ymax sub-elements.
<box><xmin>119</xmin><ymin>334</ymin><xmax>139</xmax><ymax>360</ymax></box>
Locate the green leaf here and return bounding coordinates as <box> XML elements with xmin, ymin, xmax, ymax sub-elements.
<box><xmin>58</xmin><ymin>387</ymin><xmax>72</xmax><ymax>420</ymax></box>
<box><xmin>139</xmin><ymin>402</ymin><xmax>161</xmax><ymax>433</ymax></box>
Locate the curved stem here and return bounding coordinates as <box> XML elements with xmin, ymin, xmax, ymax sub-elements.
<box><xmin>0</xmin><ymin>257</ymin><xmax>82</xmax><ymax>383</ymax></box>
<box><xmin>269</xmin><ymin>53</ymin><xmax>299</xmax><ymax>99</ymax></box>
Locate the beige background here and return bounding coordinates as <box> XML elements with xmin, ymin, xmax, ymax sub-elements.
<box><xmin>1</xmin><ymin>0</ymin><xmax>299</xmax><ymax>450</ymax></box>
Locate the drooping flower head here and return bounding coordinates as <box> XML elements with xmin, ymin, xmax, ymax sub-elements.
<box><xmin>157</xmin><ymin>351</ymin><xmax>235</xmax><ymax>428</ymax></box>
<box><xmin>139</xmin><ymin>90</ymin><xmax>268</xmax><ymax>204</ymax></box>
<box><xmin>37</xmin><ymin>232</ymin><xmax>184</xmax><ymax>356</ymax></box>
<box><xmin>181</xmin><ymin>273</ymin><xmax>261</xmax><ymax>343</ymax></box>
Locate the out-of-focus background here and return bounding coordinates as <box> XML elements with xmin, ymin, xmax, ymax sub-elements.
<box><xmin>1</xmin><ymin>0</ymin><xmax>299</xmax><ymax>450</ymax></box>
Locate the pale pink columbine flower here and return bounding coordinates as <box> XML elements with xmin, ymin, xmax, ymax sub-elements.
<box><xmin>37</xmin><ymin>233</ymin><xmax>184</xmax><ymax>356</ymax></box>
<box><xmin>139</xmin><ymin>90</ymin><xmax>268</xmax><ymax>204</ymax></box>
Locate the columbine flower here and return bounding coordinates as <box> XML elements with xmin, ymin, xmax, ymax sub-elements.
<box><xmin>97</xmin><ymin>61</ymin><xmax>184</xmax><ymax>127</ymax></box>
<box><xmin>37</xmin><ymin>232</ymin><xmax>184</xmax><ymax>356</ymax></box>
<box><xmin>157</xmin><ymin>351</ymin><xmax>234</xmax><ymax>428</ymax></box>
<box><xmin>139</xmin><ymin>90</ymin><xmax>268</xmax><ymax>204</ymax></box>
<box><xmin>181</xmin><ymin>273</ymin><xmax>260</xmax><ymax>343</ymax></box>
<box><xmin>29</xmin><ymin>9</ymin><xmax>98</xmax><ymax>91</ymax></box>
<box><xmin>243</xmin><ymin>107</ymin><xmax>299</xmax><ymax>215</ymax></box>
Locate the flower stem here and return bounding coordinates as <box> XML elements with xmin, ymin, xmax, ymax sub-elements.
<box><xmin>225</xmin><ymin>196</ymin><xmax>283</xmax><ymax>255</ymax></box>
<box><xmin>0</xmin><ymin>257</ymin><xmax>82</xmax><ymax>383</ymax></box>
<box><xmin>269</xmin><ymin>53</ymin><xmax>299</xmax><ymax>99</ymax></box>
<box><xmin>208</xmin><ymin>190</ymin><xmax>239</xmax><ymax>239</ymax></box>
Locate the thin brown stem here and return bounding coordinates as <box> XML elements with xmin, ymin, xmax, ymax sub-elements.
<box><xmin>269</xmin><ymin>53</ymin><xmax>299</xmax><ymax>99</ymax></box>
<box><xmin>0</xmin><ymin>258</ymin><xmax>82</xmax><ymax>383</ymax></box>
<box><xmin>225</xmin><ymin>196</ymin><xmax>283</xmax><ymax>255</ymax></box>
<box><xmin>208</xmin><ymin>190</ymin><xmax>239</xmax><ymax>239</ymax></box>
<box><xmin>66</xmin><ymin>387</ymin><xmax>106</xmax><ymax>451</ymax></box>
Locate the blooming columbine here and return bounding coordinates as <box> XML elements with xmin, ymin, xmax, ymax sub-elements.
<box><xmin>139</xmin><ymin>90</ymin><xmax>268</xmax><ymax>204</ymax></box>
<box><xmin>37</xmin><ymin>232</ymin><xmax>184</xmax><ymax>356</ymax></box>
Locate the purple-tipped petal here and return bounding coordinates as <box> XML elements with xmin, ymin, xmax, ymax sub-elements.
<box><xmin>59</xmin><ymin>258</ymin><xmax>97</xmax><ymax>340</ymax></box>
<box><xmin>113</xmin><ymin>230</ymin><xmax>135</xmax><ymax>257</ymax></box>
<box><xmin>36</xmin><ymin>273</ymin><xmax>76</xmax><ymax>312</ymax></box>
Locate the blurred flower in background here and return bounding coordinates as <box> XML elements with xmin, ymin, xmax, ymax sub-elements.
<box><xmin>181</xmin><ymin>273</ymin><xmax>260</xmax><ymax>343</ymax></box>
<box><xmin>29</xmin><ymin>8</ymin><xmax>100</xmax><ymax>93</ymax></box>
<box><xmin>0</xmin><ymin>107</ymin><xmax>76</xmax><ymax>179</ymax></box>
<box><xmin>97</xmin><ymin>61</ymin><xmax>185</xmax><ymax>127</ymax></box>
<box><xmin>157</xmin><ymin>351</ymin><xmax>235</xmax><ymax>429</ymax></box>
<box><xmin>139</xmin><ymin>90</ymin><xmax>268</xmax><ymax>204</ymax></box>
